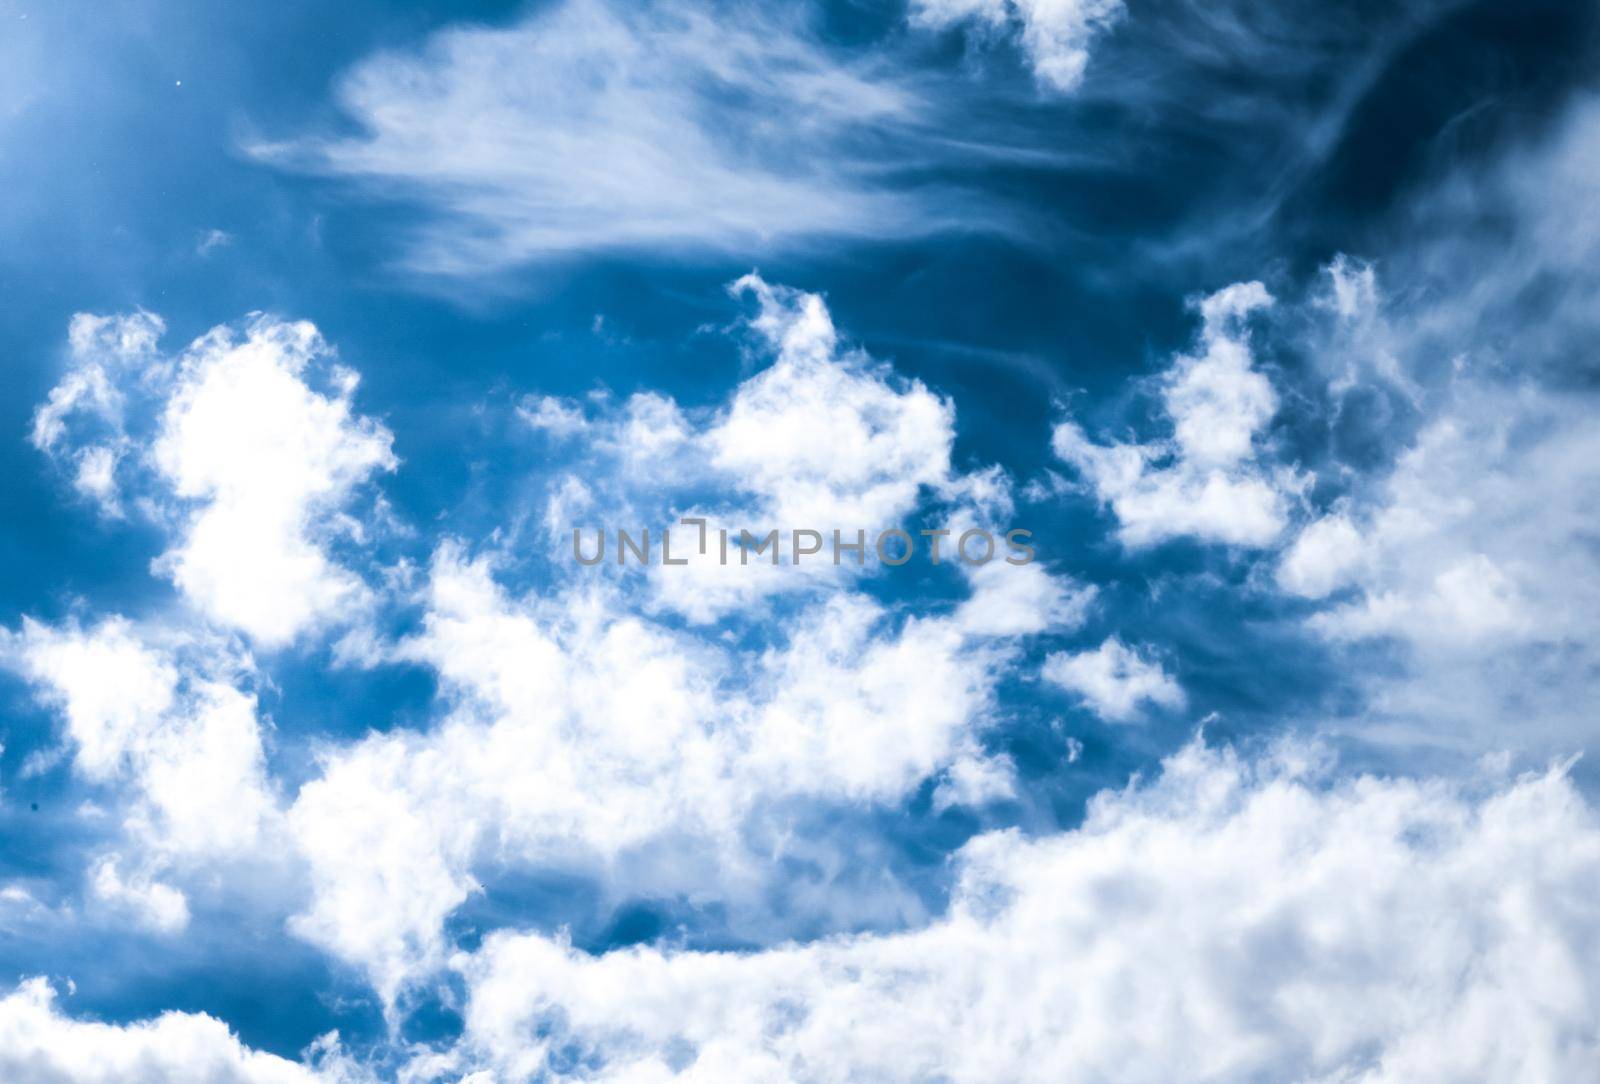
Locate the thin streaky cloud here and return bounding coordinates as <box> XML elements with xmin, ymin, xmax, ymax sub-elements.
<box><xmin>250</xmin><ymin>0</ymin><xmax>1008</xmax><ymax>274</ymax></box>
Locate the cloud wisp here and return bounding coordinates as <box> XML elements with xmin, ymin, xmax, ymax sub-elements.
<box><xmin>251</xmin><ymin>0</ymin><xmax>990</xmax><ymax>274</ymax></box>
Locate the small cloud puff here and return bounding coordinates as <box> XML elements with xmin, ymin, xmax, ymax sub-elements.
<box><xmin>1051</xmin><ymin>280</ymin><xmax>1298</xmax><ymax>548</ymax></box>
<box><xmin>1043</xmin><ymin>635</ymin><xmax>1184</xmax><ymax>722</ymax></box>
<box><xmin>910</xmin><ymin>0</ymin><xmax>1125</xmax><ymax>92</ymax></box>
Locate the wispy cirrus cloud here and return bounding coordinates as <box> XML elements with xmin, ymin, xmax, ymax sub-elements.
<box><xmin>250</xmin><ymin>0</ymin><xmax>994</xmax><ymax>274</ymax></box>
<box><xmin>1249</xmin><ymin>97</ymin><xmax>1600</xmax><ymax>755</ymax></box>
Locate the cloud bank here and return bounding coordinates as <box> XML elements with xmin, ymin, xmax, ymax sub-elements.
<box><xmin>426</xmin><ymin>740</ymin><xmax>1600</xmax><ymax>1082</ymax></box>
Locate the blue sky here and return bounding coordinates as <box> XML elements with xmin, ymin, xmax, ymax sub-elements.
<box><xmin>3</xmin><ymin>0</ymin><xmax>1600</xmax><ymax>1079</ymax></box>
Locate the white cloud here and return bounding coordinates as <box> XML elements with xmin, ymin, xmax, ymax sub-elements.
<box><xmin>426</xmin><ymin>739</ymin><xmax>1600</xmax><ymax>1083</ymax></box>
<box><xmin>287</xmin><ymin>538</ymin><xmax>1080</xmax><ymax>1007</ymax></box>
<box><xmin>1171</xmin><ymin>283</ymin><xmax>1280</xmax><ymax>464</ymax></box>
<box><xmin>0</xmin><ymin>977</ymin><xmax>330</xmax><ymax>1084</ymax></box>
<box><xmin>1043</xmin><ymin>636</ymin><xmax>1184</xmax><ymax>722</ymax></box>
<box><xmin>71</xmin><ymin>443</ymin><xmax>121</xmax><ymax>509</ymax></box>
<box><xmin>30</xmin><ymin>311</ymin><xmax>166</xmax><ymax>518</ymax></box>
<box><xmin>955</xmin><ymin>557</ymin><xmax>1094</xmax><ymax>637</ymax></box>
<box><xmin>516</xmin><ymin>395</ymin><xmax>589</xmax><ymax>439</ymax></box>
<box><xmin>1313</xmin><ymin>551</ymin><xmax>1530</xmax><ymax>646</ymax></box>
<box><xmin>1276</xmin><ymin>512</ymin><xmax>1364</xmax><ymax>599</ymax></box>
<box><xmin>9</xmin><ymin>617</ymin><xmax>177</xmax><ymax>782</ymax></box>
<box><xmin>1268</xmin><ymin>379</ymin><xmax>1600</xmax><ymax>752</ymax></box>
<box><xmin>709</xmin><ymin>275</ymin><xmax>956</xmax><ymax>529</ymax></box>
<box><xmin>88</xmin><ymin>858</ymin><xmax>189</xmax><ymax>935</ymax></box>
<box><xmin>32</xmin><ymin>313</ymin><xmax>397</xmax><ymax>647</ymax></box>
<box><xmin>931</xmin><ymin>752</ymin><xmax>1017</xmax><ymax>812</ymax></box>
<box><xmin>64</xmin><ymin>311</ymin><xmax>167</xmax><ymax>368</ymax></box>
<box><xmin>910</xmin><ymin>0</ymin><xmax>1125</xmax><ymax>92</ymax></box>
<box><xmin>152</xmin><ymin>319</ymin><xmax>396</xmax><ymax>646</ymax></box>
<box><xmin>34</xmin><ymin>312</ymin><xmax>165</xmax><ymax>462</ymax></box>
<box><xmin>1282</xmin><ymin>379</ymin><xmax>1579</xmax><ymax>657</ymax></box>
<box><xmin>1266</xmin><ymin>172</ymin><xmax>1600</xmax><ymax>750</ymax></box>
<box><xmin>531</xmin><ymin>276</ymin><xmax>1052</xmax><ymax>625</ymax></box>
<box><xmin>638</xmin><ymin>274</ymin><xmax>967</xmax><ymax>619</ymax></box>
<box><xmin>1051</xmin><ymin>281</ymin><xmax>1296</xmax><ymax>548</ymax></box>
<box><xmin>8</xmin><ymin>617</ymin><xmax>279</xmax><ymax>860</ymax></box>
<box><xmin>253</xmin><ymin>0</ymin><xmax>956</xmax><ymax>272</ymax></box>
<box><xmin>634</xmin><ymin>514</ymin><xmax>827</xmax><ymax>625</ymax></box>
<box><xmin>1321</xmin><ymin>252</ymin><xmax>1380</xmax><ymax>322</ymax></box>
<box><xmin>196</xmin><ymin>228</ymin><xmax>233</xmax><ymax>257</ymax></box>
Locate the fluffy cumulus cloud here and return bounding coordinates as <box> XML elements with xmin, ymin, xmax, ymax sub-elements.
<box><xmin>289</xmin><ymin>531</ymin><xmax>1080</xmax><ymax>1006</ymax></box>
<box><xmin>16</xmin><ymin>122</ymin><xmax>1600</xmax><ymax>1075</ymax></box>
<box><xmin>524</xmin><ymin>275</ymin><xmax>1042</xmax><ymax>624</ymax></box>
<box><xmin>273</xmin><ymin>279</ymin><xmax>1091</xmax><ymax>1006</ymax></box>
<box><xmin>418</xmin><ymin>740</ymin><xmax>1600</xmax><ymax>1082</ymax></box>
<box><xmin>15</xmin><ymin>276</ymin><xmax>1091</xmax><ymax>1014</ymax></box>
<box><xmin>88</xmin><ymin>857</ymin><xmax>190</xmax><ymax>935</ymax></box>
<box><xmin>0</xmin><ymin>977</ymin><xmax>334</xmax><ymax>1084</ymax></box>
<box><xmin>18</xmin><ymin>251</ymin><xmax>1600</xmax><ymax>1080</ymax></box>
<box><xmin>150</xmin><ymin>321</ymin><xmax>396</xmax><ymax>646</ymax></box>
<box><xmin>1043</xmin><ymin>636</ymin><xmax>1184</xmax><ymax>722</ymax></box>
<box><xmin>1275</xmin><ymin>510</ymin><xmax>1364</xmax><ymax>600</ymax></box>
<box><xmin>253</xmin><ymin>0</ymin><xmax>965</xmax><ymax>272</ymax></box>
<box><xmin>2</xmin><ymin>616</ymin><xmax>283</xmax><ymax>938</ymax></box>
<box><xmin>1052</xmin><ymin>281</ymin><xmax>1297</xmax><ymax>548</ymax></box>
<box><xmin>910</xmin><ymin>0</ymin><xmax>1125</xmax><ymax>92</ymax></box>
<box><xmin>7</xmin><ymin>617</ymin><xmax>278</xmax><ymax>861</ymax></box>
<box><xmin>33</xmin><ymin>314</ymin><xmax>396</xmax><ymax>646</ymax></box>
<box><xmin>708</xmin><ymin>274</ymin><xmax>956</xmax><ymax>528</ymax></box>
